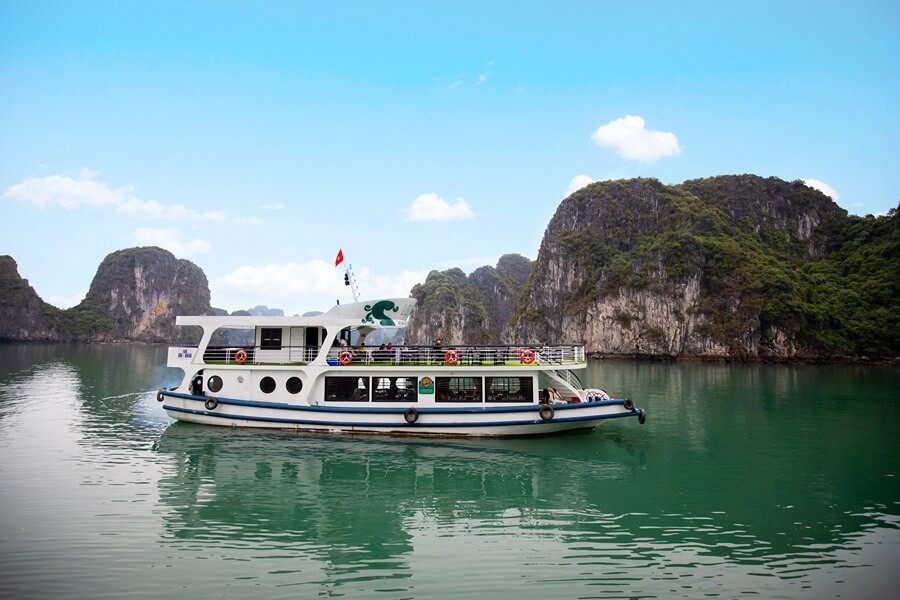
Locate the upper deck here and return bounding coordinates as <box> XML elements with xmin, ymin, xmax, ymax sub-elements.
<box><xmin>168</xmin><ymin>297</ymin><xmax>585</xmax><ymax>370</ymax></box>
<box><xmin>196</xmin><ymin>343</ymin><xmax>586</xmax><ymax>368</ymax></box>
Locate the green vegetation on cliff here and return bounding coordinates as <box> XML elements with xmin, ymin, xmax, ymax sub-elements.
<box><xmin>530</xmin><ymin>176</ymin><xmax>898</xmax><ymax>358</ymax></box>
<box><xmin>1</xmin><ymin>247</ymin><xmax>211</xmax><ymax>343</ymax></box>
<box><xmin>408</xmin><ymin>255</ymin><xmax>534</xmax><ymax>344</ymax></box>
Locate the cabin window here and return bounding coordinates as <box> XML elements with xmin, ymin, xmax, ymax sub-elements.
<box><xmin>325</xmin><ymin>376</ymin><xmax>370</xmax><ymax>402</ymax></box>
<box><xmin>286</xmin><ymin>376</ymin><xmax>303</xmax><ymax>394</ymax></box>
<box><xmin>435</xmin><ymin>377</ymin><xmax>482</xmax><ymax>402</ymax></box>
<box><xmin>486</xmin><ymin>377</ymin><xmax>533</xmax><ymax>402</ymax></box>
<box><xmin>373</xmin><ymin>377</ymin><xmax>417</xmax><ymax>402</ymax></box>
<box><xmin>259</xmin><ymin>376</ymin><xmax>276</xmax><ymax>394</ymax></box>
<box><xmin>207</xmin><ymin>375</ymin><xmax>223</xmax><ymax>393</ymax></box>
<box><xmin>260</xmin><ymin>328</ymin><xmax>283</xmax><ymax>350</ymax></box>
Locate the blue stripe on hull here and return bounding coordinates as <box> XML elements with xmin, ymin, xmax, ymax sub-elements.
<box><xmin>161</xmin><ymin>391</ymin><xmax>630</xmax><ymax>415</ymax></box>
<box><xmin>162</xmin><ymin>403</ymin><xmax>637</xmax><ymax>429</ymax></box>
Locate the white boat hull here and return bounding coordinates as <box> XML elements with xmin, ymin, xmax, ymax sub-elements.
<box><xmin>159</xmin><ymin>391</ymin><xmax>642</xmax><ymax>437</ymax></box>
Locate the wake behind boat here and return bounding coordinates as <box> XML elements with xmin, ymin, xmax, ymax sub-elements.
<box><xmin>157</xmin><ymin>297</ymin><xmax>646</xmax><ymax>436</ymax></box>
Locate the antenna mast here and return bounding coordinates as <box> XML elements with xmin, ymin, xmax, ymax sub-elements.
<box><xmin>343</xmin><ymin>264</ymin><xmax>360</xmax><ymax>302</ymax></box>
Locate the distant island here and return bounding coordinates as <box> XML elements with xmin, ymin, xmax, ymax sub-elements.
<box><xmin>1</xmin><ymin>175</ymin><xmax>897</xmax><ymax>362</ymax></box>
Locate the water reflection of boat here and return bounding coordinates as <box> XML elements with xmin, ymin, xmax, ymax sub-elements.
<box><xmin>151</xmin><ymin>412</ymin><xmax>895</xmax><ymax>596</ymax></box>
<box><xmin>157</xmin><ymin>298</ymin><xmax>646</xmax><ymax>436</ymax></box>
<box><xmin>152</xmin><ymin>423</ymin><xmax>637</xmax><ymax>559</ymax></box>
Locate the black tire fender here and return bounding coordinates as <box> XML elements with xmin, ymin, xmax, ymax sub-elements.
<box><xmin>539</xmin><ymin>404</ymin><xmax>554</xmax><ymax>422</ymax></box>
<box><xmin>156</xmin><ymin>390</ymin><xmax>164</xmax><ymax>403</ymax></box>
<box><xmin>205</xmin><ymin>397</ymin><xmax>219</xmax><ymax>411</ymax></box>
<box><xmin>638</xmin><ymin>408</ymin><xmax>647</xmax><ymax>425</ymax></box>
<box><xmin>623</xmin><ymin>398</ymin><xmax>635</xmax><ymax>410</ymax></box>
<box><xmin>404</xmin><ymin>407</ymin><xmax>419</xmax><ymax>424</ymax></box>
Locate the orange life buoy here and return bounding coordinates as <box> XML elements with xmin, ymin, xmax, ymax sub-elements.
<box><xmin>234</xmin><ymin>349</ymin><xmax>248</xmax><ymax>364</ymax></box>
<box><xmin>520</xmin><ymin>349</ymin><xmax>535</xmax><ymax>365</ymax></box>
<box><xmin>339</xmin><ymin>350</ymin><xmax>353</xmax><ymax>366</ymax></box>
<box><xmin>444</xmin><ymin>350</ymin><xmax>459</xmax><ymax>365</ymax></box>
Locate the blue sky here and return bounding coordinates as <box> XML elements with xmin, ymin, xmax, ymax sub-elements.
<box><xmin>2</xmin><ymin>1</ymin><xmax>898</xmax><ymax>315</ymax></box>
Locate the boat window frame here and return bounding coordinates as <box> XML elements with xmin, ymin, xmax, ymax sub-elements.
<box><xmin>485</xmin><ymin>376</ymin><xmax>533</xmax><ymax>403</ymax></box>
<box><xmin>372</xmin><ymin>376</ymin><xmax>417</xmax><ymax>402</ymax></box>
<box><xmin>324</xmin><ymin>376</ymin><xmax>371</xmax><ymax>402</ymax></box>
<box><xmin>260</xmin><ymin>327</ymin><xmax>283</xmax><ymax>350</ymax></box>
<box><xmin>259</xmin><ymin>376</ymin><xmax>277</xmax><ymax>394</ymax></box>
<box><xmin>435</xmin><ymin>376</ymin><xmax>482</xmax><ymax>403</ymax></box>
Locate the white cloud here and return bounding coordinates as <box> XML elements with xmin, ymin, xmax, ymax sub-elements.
<box><xmin>46</xmin><ymin>290</ymin><xmax>86</xmax><ymax>310</ymax></box>
<box><xmin>210</xmin><ymin>260</ymin><xmax>428</xmax><ymax>315</ymax></box>
<box><xmin>260</xmin><ymin>203</ymin><xmax>285</xmax><ymax>211</ymax></box>
<box><xmin>4</xmin><ymin>169</ymin><xmax>256</xmax><ymax>225</ymax></box>
<box><xmin>213</xmin><ymin>260</ymin><xmax>339</xmax><ymax>297</ymax></box>
<box><xmin>211</xmin><ymin>260</ymin><xmax>354</xmax><ymax>314</ymax></box>
<box><xmin>364</xmin><ymin>268</ymin><xmax>430</xmax><ymax>299</ymax></box>
<box><xmin>130</xmin><ymin>227</ymin><xmax>211</xmax><ymax>257</ymax></box>
<box><xmin>475</xmin><ymin>60</ymin><xmax>494</xmax><ymax>86</ymax></box>
<box><xmin>5</xmin><ymin>168</ymin><xmax>126</xmax><ymax>208</ymax></box>
<box><xmin>566</xmin><ymin>174</ymin><xmax>595</xmax><ymax>197</ymax></box>
<box><xmin>405</xmin><ymin>193</ymin><xmax>475</xmax><ymax>222</ymax></box>
<box><xmin>802</xmin><ymin>178</ymin><xmax>841</xmax><ymax>200</ymax></box>
<box><xmin>590</xmin><ymin>115</ymin><xmax>682</xmax><ymax>162</ymax></box>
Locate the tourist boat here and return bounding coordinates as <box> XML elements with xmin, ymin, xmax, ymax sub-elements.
<box><xmin>156</xmin><ymin>297</ymin><xmax>646</xmax><ymax>436</ymax></box>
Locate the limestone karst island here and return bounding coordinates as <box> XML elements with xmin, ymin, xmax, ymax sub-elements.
<box><xmin>2</xmin><ymin>175</ymin><xmax>897</xmax><ymax>362</ymax></box>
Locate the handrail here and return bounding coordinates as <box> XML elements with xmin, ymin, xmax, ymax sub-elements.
<box><xmin>199</xmin><ymin>344</ymin><xmax>586</xmax><ymax>366</ymax></box>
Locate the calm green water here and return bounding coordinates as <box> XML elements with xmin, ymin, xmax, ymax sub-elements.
<box><xmin>0</xmin><ymin>344</ymin><xmax>897</xmax><ymax>599</ymax></box>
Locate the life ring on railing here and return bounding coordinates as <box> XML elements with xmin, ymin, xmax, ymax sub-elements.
<box><xmin>205</xmin><ymin>397</ymin><xmax>219</xmax><ymax>411</ymax></box>
<box><xmin>404</xmin><ymin>407</ymin><xmax>419</xmax><ymax>424</ymax></box>
<box><xmin>539</xmin><ymin>404</ymin><xmax>554</xmax><ymax>422</ymax></box>
<box><xmin>444</xmin><ymin>350</ymin><xmax>459</xmax><ymax>365</ymax></box>
<box><xmin>520</xmin><ymin>349</ymin><xmax>535</xmax><ymax>365</ymax></box>
<box><xmin>234</xmin><ymin>349</ymin><xmax>248</xmax><ymax>364</ymax></box>
<box><xmin>156</xmin><ymin>390</ymin><xmax>164</xmax><ymax>403</ymax></box>
<box><xmin>339</xmin><ymin>351</ymin><xmax>353</xmax><ymax>366</ymax></box>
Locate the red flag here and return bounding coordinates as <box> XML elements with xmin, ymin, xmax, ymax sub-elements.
<box><xmin>334</xmin><ymin>249</ymin><xmax>344</xmax><ymax>267</ymax></box>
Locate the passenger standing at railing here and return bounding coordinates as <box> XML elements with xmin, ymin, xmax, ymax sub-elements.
<box><xmin>432</xmin><ymin>334</ymin><xmax>443</xmax><ymax>364</ymax></box>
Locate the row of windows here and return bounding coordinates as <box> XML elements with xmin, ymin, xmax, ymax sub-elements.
<box><xmin>206</xmin><ymin>374</ymin><xmax>303</xmax><ymax>395</ymax></box>
<box><xmin>324</xmin><ymin>376</ymin><xmax>533</xmax><ymax>403</ymax></box>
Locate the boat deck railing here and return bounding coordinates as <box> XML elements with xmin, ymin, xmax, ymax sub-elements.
<box><xmin>200</xmin><ymin>344</ymin><xmax>586</xmax><ymax>367</ymax></box>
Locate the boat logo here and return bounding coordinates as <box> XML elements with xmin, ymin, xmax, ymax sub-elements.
<box><xmin>361</xmin><ymin>300</ymin><xmax>400</xmax><ymax>326</ymax></box>
<box><xmin>178</xmin><ymin>349</ymin><xmax>193</xmax><ymax>358</ymax></box>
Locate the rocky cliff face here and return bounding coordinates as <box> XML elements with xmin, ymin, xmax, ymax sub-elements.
<box><xmin>0</xmin><ymin>256</ymin><xmax>63</xmax><ymax>340</ymax></box>
<box><xmin>406</xmin><ymin>254</ymin><xmax>534</xmax><ymax>345</ymax></box>
<box><xmin>504</xmin><ymin>175</ymin><xmax>877</xmax><ymax>359</ymax></box>
<box><xmin>679</xmin><ymin>175</ymin><xmax>845</xmax><ymax>260</ymax></box>
<box><xmin>0</xmin><ymin>247</ymin><xmax>211</xmax><ymax>343</ymax></box>
<box><xmin>84</xmin><ymin>247</ymin><xmax>210</xmax><ymax>342</ymax></box>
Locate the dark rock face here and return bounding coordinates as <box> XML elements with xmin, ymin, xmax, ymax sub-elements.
<box><xmin>406</xmin><ymin>255</ymin><xmax>534</xmax><ymax>345</ymax></box>
<box><xmin>0</xmin><ymin>247</ymin><xmax>210</xmax><ymax>343</ymax></box>
<box><xmin>504</xmin><ymin>175</ymin><xmax>894</xmax><ymax>359</ymax></box>
<box><xmin>0</xmin><ymin>256</ymin><xmax>62</xmax><ymax>340</ymax></box>
<box><xmin>408</xmin><ymin>175</ymin><xmax>896</xmax><ymax>360</ymax></box>
<box><xmin>84</xmin><ymin>247</ymin><xmax>210</xmax><ymax>343</ymax></box>
<box><xmin>679</xmin><ymin>175</ymin><xmax>847</xmax><ymax>259</ymax></box>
